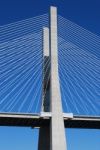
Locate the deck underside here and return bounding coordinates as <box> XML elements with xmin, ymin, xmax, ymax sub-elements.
<box><xmin>0</xmin><ymin>113</ymin><xmax>100</xmax><ymax>129</ymax></box>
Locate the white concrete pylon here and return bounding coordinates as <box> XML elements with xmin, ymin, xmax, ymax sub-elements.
<box><xmin>42</xmin><ymin>27</ymin><xmax>50</xmax><ymax>112</ymax></box>
<box><xmin>38</xmin><ymin>27</ymin><xmax>50</xmax><ymax>150</ymax></box>
<box><xmin>50</xmin><ymin>6</ymin><xmax>67</xmax><ymax>150</ymax></box>
<box><xmin>43</xmin><ymin>27</ymin><xmax>49</xmax><ymax>57</ymax></box>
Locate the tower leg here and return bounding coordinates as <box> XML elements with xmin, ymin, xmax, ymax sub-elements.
<box><xmin>38</xmin><ymin>126</ymin><xmax>50</xmax><ymax>150</ymax></box>
<box><xmin>38</xmin><ymin>6</ymin><xmax>67</xmax><ymax>150</ymax></box>
<box><xmin>50</xmin><ymin>6</ymin><xmax>67</xmax><ymax>150</ymax></box>
<box><xmin>38</xmin><ymin>27</ymin><xmax>50</xmax><ymax>150</ymax></box>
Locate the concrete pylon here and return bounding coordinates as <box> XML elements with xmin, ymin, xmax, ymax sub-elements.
<box><xmin>38</xmin><ymin>6</ymin><xmax>67</xmax><ymax>150</ymax></box>
<box><xmin>50</xmin><ymin>6</ymin><xmax>67</xmax><ymax>150</ymax></box>
<box><xmin>38</xmin><ymin>27</ymin><xmax>50</xmax><ymax>150</ymax></box>
<box><xmin>42</xmin><ymin>27</ymin><xmax>50</xmax><ymax>112</ymax></box>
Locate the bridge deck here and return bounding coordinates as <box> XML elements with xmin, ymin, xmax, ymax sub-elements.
<box><xmin>0</xmin><ymin>113</ymin><xmax>100</xmax><ymax>129</ymax></box>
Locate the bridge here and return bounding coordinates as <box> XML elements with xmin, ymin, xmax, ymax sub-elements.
<box><xmin>0</xmin><ymin>112</ymin><xmax>100</xmax><ymax>129</ymax></box>
<box><xmin>0</xmin><ymin>6</ymin><xmax>100</xmax><ymax>150</ymax></box>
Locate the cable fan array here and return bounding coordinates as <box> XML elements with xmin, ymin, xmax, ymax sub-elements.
<box><xmin>0</xmin><ymin>14</ymin><xmax>48</xmax><ymax>43</ymax></box>
<box><xmin>0</xmin><ymin>13</ymin><xmax>100</xmax><ymax>116</ymax></box>
<box><xmin>58</xmin><ymin>15</ymin><xmax>100</xmax><ymax>58</ymax></box>
<box><xmin>58</xmin><ymin>16</ymin><xmax>100</xmax><ymax>116</ymax></box>
<box><xmin>0</xmin><ymin>14</ymin><xmax>49</xmax><ymax>113</ymax></box>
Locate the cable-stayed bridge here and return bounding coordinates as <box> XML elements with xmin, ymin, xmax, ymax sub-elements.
<box><xmin>0</xmin><ymin>6</ymin><xmax>100</xmax><ymax>150</ymax></box>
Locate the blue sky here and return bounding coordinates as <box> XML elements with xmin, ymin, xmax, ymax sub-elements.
<box><xmin>0</xmin><ymin>0</ymin><xmax>100</xmax><ymax>150</ymax></box>
<box><xmin>0</xmin><ymin>0</ymin><xmax>100</xmax><ymax>35</ymax></box>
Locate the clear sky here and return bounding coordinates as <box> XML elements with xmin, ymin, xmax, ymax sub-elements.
<box><xmin>0</xmin><ymin>0</ymin><xmax>100</xmax><ymax>150</ymax></box>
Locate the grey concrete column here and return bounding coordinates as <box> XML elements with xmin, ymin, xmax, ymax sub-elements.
<box><xmin>38</xmin><ymin>126</ymin><xmax>50</xmax><ymax>150</ymax></box>
<box><xmin>42</xmin><ymin>27</ymin><xmax>50</xmax><ymax>112</ymax></box>
<box><xmin>50</xmin><ymin>6</ymin><xmax>67</xmax><ymax>150</ymax></box>
<box><xmin>43</xmin><ymin>27</ymin><xmax>49</xmax><ymax>57</ymax></box>
<box><xmin>38</xmin><ymin>27</ymin><xmax>50</xmax><ymax>150</ymax></box>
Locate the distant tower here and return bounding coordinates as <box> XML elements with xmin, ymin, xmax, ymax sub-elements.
<box><xmin>38</xmin><ymin>6</ymin><xmax>67</xmax><ymax>150</ymax></box>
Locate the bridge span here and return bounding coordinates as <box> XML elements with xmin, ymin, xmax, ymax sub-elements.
<box><xmin>0</xmin><ymin>112</ymin><xmax>100</xmax><ymax>129</ymax></box>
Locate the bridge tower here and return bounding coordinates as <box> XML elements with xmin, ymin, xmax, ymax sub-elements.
<box><xmin>38</xmin><ymin>6</ymin><xmax>67</xmax><ymax>150</ymax></box>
